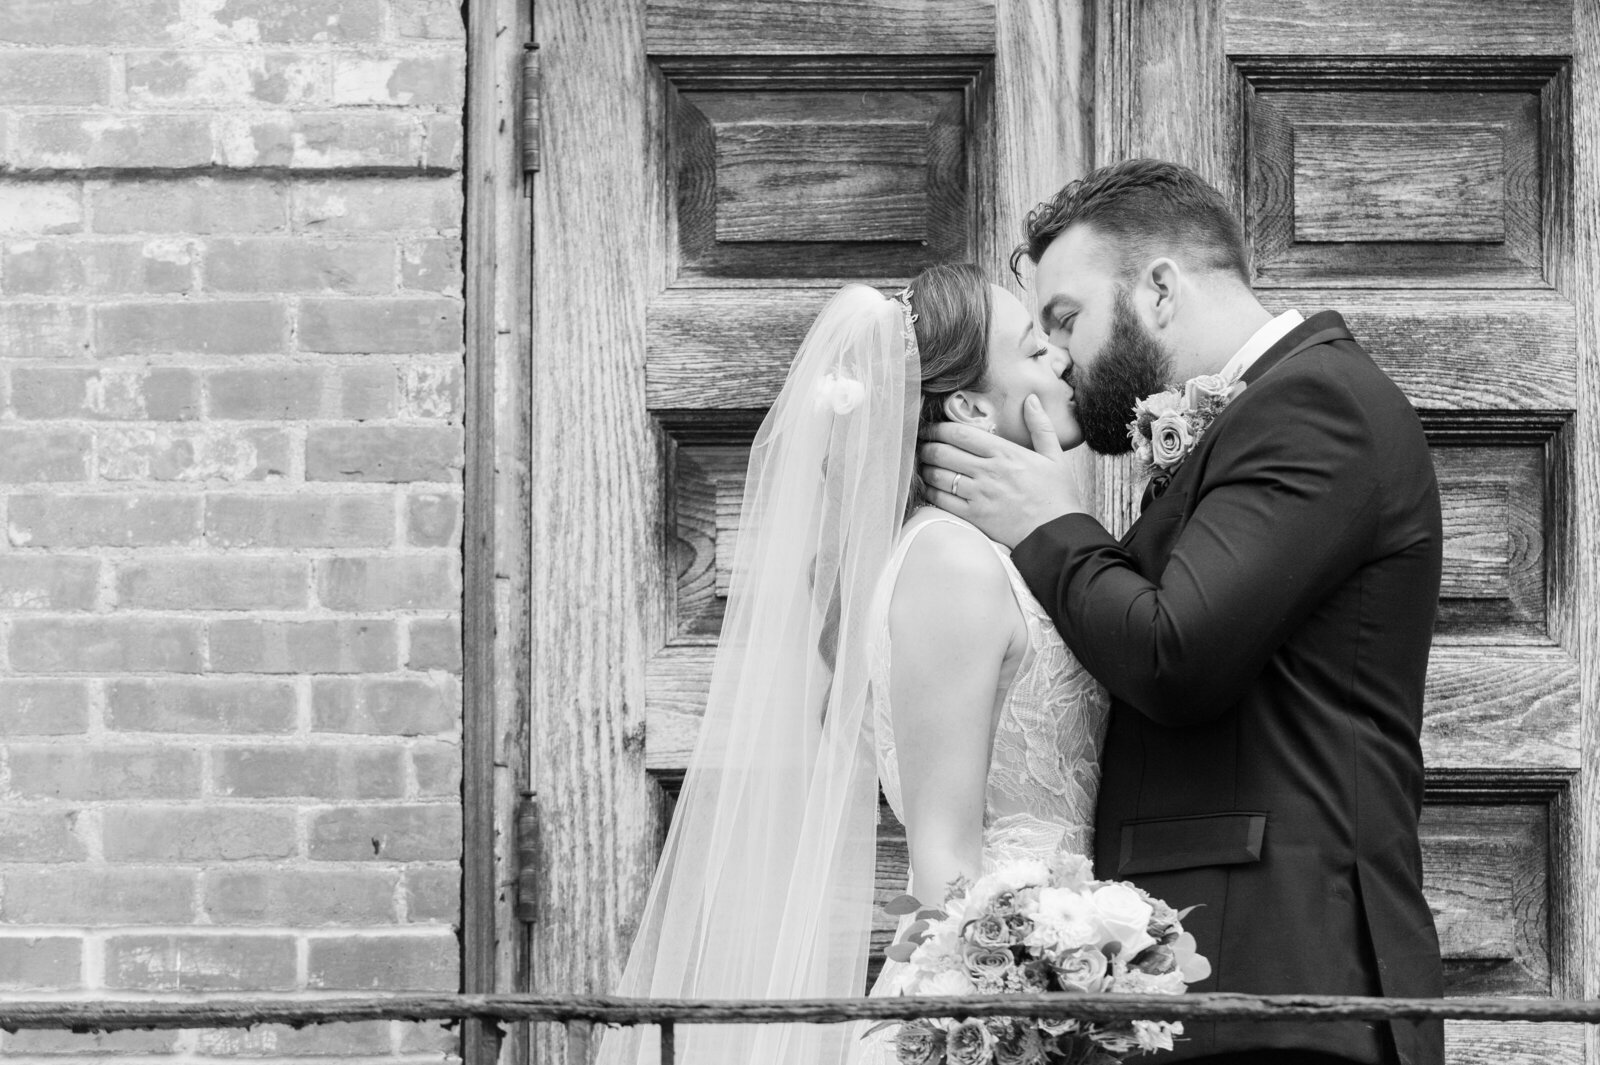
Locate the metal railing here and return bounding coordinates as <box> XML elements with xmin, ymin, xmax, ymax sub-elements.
<box><xmin>4</xmin><ymin>993</ymin><xmax>1600</xmax><ymax>1064</ymax></box>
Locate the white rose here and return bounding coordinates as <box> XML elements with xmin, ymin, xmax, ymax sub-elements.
<box><xmin>1183</xmin><ymin>373</ymin><xmax>1231</xmax><ymax>409</ymax></box>
<box><xmin>1089</xmin><ymin>883</ymin><xmax>1156</xmax><ymax>957</ymax></box>
<box><xmin>1052</xmin><ymin>947</ymin><xmax>1109</xmax><ymax>992</ymax></box>
<box><xmin>1148</xmin><ymin>410</ymin><xmax>1193</xmax><ymax>469</ymax></box>
<box><xmin>917</xmin><ymin>968</ymin><xmax>978</xmax><ymax>997</ymax></box>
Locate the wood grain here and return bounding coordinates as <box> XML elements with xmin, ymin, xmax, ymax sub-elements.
<box><xmin>1423</xmin><ymin>648</ymin><xmax>1579</xmax><ymax>771</ymax></box>
<box><xmin>1444</xmin><ymin>1021</ymin><xmax>1585</xmax><ymax>1063</ymax></box>
<box><xmin>1248</xmin><ymin>88</ymin><xmax>1542</xmax><ymax>286</ymax></box>
<box><xmin>713</xmin><ymin>121</ymin><xmax>931</xmax><ymax>243</ymax></box>
<box><xmin>1432</xmin><ymin>445</ymin><xmax>1546</xmax><ymax>638</ymax></box>
<box><xmin>674</xmin><ymin>88</ymin><xmax>970</xmax><ymax>278</ymax></box>
<box><xmin>530</xmin><ymin>5</ymin><xmax>666</xmax><ymax>1064</ymax></box>
<box><xmin>1225</xmin><ymin>0</ymin><xmax>1572</xmax><ymax>56</ymax></box>
<box><xmin>645</xmin><ymin>0</ymin><xmax>996</xmax><ymax>55</ymax></box>
<box><xmin>1292</xmin><ymin>124</ymin><xmax>1506</xmax><ymax>244</ymax></box>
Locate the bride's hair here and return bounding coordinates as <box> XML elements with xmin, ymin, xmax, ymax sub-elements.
<box><xmin>907</xmin><ymin>262</ymin><xmax>992</xmax><ymax>510</ymax></box>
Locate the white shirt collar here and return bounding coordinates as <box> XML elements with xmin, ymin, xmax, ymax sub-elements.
<box><xmin>1220</xmin><ymin>309</ymin><xmax>1304</xmax><ymax>381</ymax></box>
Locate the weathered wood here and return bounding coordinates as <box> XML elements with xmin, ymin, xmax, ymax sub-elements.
<box><xmin>1432</xmin><ymin>445</ymin><xmax>1546</xmax><ymax>638</ymax></box>
<box><xmin>1444</xmin><ymin>1021</ymin><xmax>1586</xmax><ymax>1064</ymax></box>
<box><xmin>645</xmin><ymin>0</ymin><xmax>996</xmax><ymax>55</ymax></box>
<box><xmin>5</xmin><ymin>993</ymin><xmax>1600</xmax><ymax>1031</ymax></box>
<box><xmin>1422</xmin><ymin>648</ymin><xmax>1580</xmax><ymax>771</ymax></box>
<box><xmin>713</xmin><ymin>121</ymin><xmax>931</xmax><ymax>243</ymax></box>
<box><xmin>1225</xmin><ymin>0</ymin><xmax>1572</xmax><ymax>56</ymax></box>
<box><xmin>1248</xmin><ymin>88</ymin><xmax>1543</xmax><ymax>285</ymax></box>
<box><xmin>530</xmin><ymin>6</ymin><xmax>665</xmax><ymax>1065</ymax></box>
<box><xmin>1291</xmin><ymin>124</ymin><xmax>1506</xmax><ymax>244</ymax></box>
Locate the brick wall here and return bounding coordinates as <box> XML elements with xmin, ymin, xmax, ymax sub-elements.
<box><xmin>0</xmin><ymin>1</ymin><xmax>467</xmax><ymax>1061</ymax></box>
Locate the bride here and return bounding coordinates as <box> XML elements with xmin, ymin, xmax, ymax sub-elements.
<box><xmin>596</xmin><ymin>264</ymin><xmax>1108</xmax><ymax>1065</ymax></box>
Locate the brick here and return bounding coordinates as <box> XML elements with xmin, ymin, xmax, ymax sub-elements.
<box><xmin>193</xmin><ymin>1021</ymin><xmax>394</xmax><ymax>1057</ymax></box>
<box><xmin>306</xmin><ymin>425</ymin><xmax>461</xmax><ymax>482</ymax></box>
<box><xmin>103</xmin><ymin>806</ymin><xmax>297</xmax><ymax>861</ymax></box>
<box><xmin>307</xmin><ymin>932</ymin><xmax>457</xmax><ymax>990</ymax></box>
<box><xmin>105</xmin><ymin>933</ymin><xmax>297</xmax><ymax>991</ymax></box>
<box><xmin>213</xmin><ymin>745</ymin><xmax>406</xmax><ymax>799</ymax></box>
<box><xmin>0</xmin><ymin>52</ymin><xmax>107</xmax><ymax>106</ymax></box>
<box><xmin>205</xmin><ymin>0</ymin><xmax>383</xmax><ymax>43</ymax></box>
<box><xmin>205</xmin><ymin>365</ymin><xmax>327</xmax><ymax>419</ymax></box>
<box><xmin>3</xmin><ymin>745</ymin><xmax>201</xmax><ymax>800</ymax></box>
<box><xmin>393</xmin><ymin>0</ymin><xmax>466</xmax><ymax>38</ymax></box>
<box><xmin>422</xmin><ymin>114</ymin><xmax>461</xmax><ymax>169</ymax></box>
<box><xmin>2</xmin><ymin>239</ymin><xmax>87</xmax><ymax>294</ymax></box>
<box><xmin>0</xmin><ymin>302</ymin><xmax>92</xmax><ymax>358</ymax></box>
<box><xmin>311</xmin><ymin>676</ymin><xmax>456</xmax><ymax>735</ymax></box>
<box><xmin>400</xmin><ymin>237</ymin><xmax>462</xmax><ymax>293</ymax></box>
<box><xmin>402</xmin><ymin>865</ymin><xmax>459</xmax><ymax>923</ymax></box>
<box><xmin>206</xmin><ymin>493</ymin><xmax>392</xmax><ymax>548</ymax></box>
<box><xmin>0</xmin><ymin>427</ymin><xmax>90</xmax><ymax>482</ymax></box>
<box><xmin>0</xmin><ymin>1029</ymin><xmax>181</xmax><ymax>1055</ymax></box>
<box><xmin>0</xmin><ymin>556</ymin><xmax>98</xmax><ymax>609</ymax></box>
<box><xmin>96</xmin><ymin>425</ymin><xmax>291</xmax><ymax>481</ymax></box>
<box><xmin>0</xmin><ymin>679</ymin><xmax>91</xmax><ymax>735</ymax></box>
<box><xmin>338</xmin><ymin>362</ymin><xmax>399</xmax><ymax>419</ymax></box>
<box><xmin>405</xmin><ymin>490</ymin><xmax>460</xmax><ymax>546</ymax></box>
<box><xmin>206</xmin><ymin>237</ymin><xmax>394</xmax><ymax>293</ymax></box>
<box><xmin>332</xmin><ymin>54</ymin><xmax>464</xmax><ymax>107</ymax></box>
<box><xmin>106</xmin><ymin>677</ymin><xmax>296</xmax><ymax>733</ymax></box>
<box><xmin>96</xmin><ymin>299</ymin><xmax>283</xmax><ymax>355</ymax></box>
<box><xmin>209</xmin><ymin>618</ymin><xmax>399</xmax><ymax>673</ymax></box>
<box><xmin>7</xmin><ymin>492</ymin><xmax>201</xmax><ymax>547</ymax></box>
<box><xmin>0</xmin><ymin>0</ymin><xmax>179</xmax><ymax>45</ymax></box>
<box><xmin>401</xmin><ymin>361</ymin><xmax>461</xmax><ymax>419</ymax></box>
<box><xmin>9</xmin><ymin>617</ymin><xmax>202</xmax><ymax>673</ymax></box>
<box><xmin>0</xmin><ymin>184</ymin><xmax>82</xmax><ymax>235</ymax></box>
<box><xmin>317</xmin><ymin>554</ymin><xmax>458</xmax><ymax>610</ymax></box>
<box><xmin>0</xmin><ymin>935</ymin><xmax>82</xmax><ymax>990</ymax></box>
<box><xmin>202</xmin><ymin>868</ymin><xmax>398</xmax><ymax>926</ymax></box>
<box><xmin>117</xmin><ymin>556</ymin><xmax>309</xmax><ymax>610</ymax></box>
<box><xmin>14</xmin><ymin>113</ymin><xmax>213</xmax><ymax>169</ymax></box>
<box><xmin>126</xmin><ymin>52</ymin><xmax>324</xmax><ymax>108</ymax></box>
<box><xmin>92</xmin><ymin>178</ymin><xmax>286</xmax><ymax>235</ymax></box>
<box><xmin>298</xmin><ymin>296</ymin><xmax>461</xmax><ymax>353</ymax></box>
<box><xmin>309</xmin><ymin>804</ymin><xmax>461</xmax><ymax>861</ymax></box>
<box><xmin>81</xmin><ymin>238</ymin><xmax>198</xmax><ymax>294</ymax></box>
<box><xmin>0</xmin><ymin>809</ymin><xmax>87</xmax><ymax>862</ymax></box>
<box><xmin>412</xmin><ymin>741</ymin><xmax>460</xmax><ymax>797</ymax></box>
<box><xmin>10</xmin><ymin>366</ymin><xmax>201</xmax><ymax>420</ymax></box>
<box><xmin>0</xmin><ymin>868</ymin><xmax>196</xmax><ymax>924</ymax></box>
<box><xmin>292</xmin><ymin>178</ymin><xmax>460</xmax><ymax>233</ymax></box>
<box><xmin>406</xmin><ymin>618</ymin><xmax>460</xmax><ymax>672</ymax></box>
<box><xmin>218</xmin><ymin>111</ymin><xmax>423</xmax><ymax>169</ymax></box>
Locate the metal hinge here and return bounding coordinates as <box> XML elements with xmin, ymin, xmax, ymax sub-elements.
<box><xmin>515</xmin><ymin>790</ymin><xmax>539</xmax><ymax>923</ymax></box>
<box><xmin>521</xmin><ymin>44</ymin><xmax>542</xmax><ymax>174</ymax></box>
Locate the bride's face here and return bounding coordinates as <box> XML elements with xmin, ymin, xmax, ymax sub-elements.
<box><xmin>968</xmin><ymin>285</ymin><xmax>1084</xmax><ymax>450</ymax></box>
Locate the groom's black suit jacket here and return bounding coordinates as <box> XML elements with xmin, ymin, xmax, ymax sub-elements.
<box><xmin>1012</xmin><ymin>312</ymin><xmax>1445</xmax><ymax>1065</ymax></box>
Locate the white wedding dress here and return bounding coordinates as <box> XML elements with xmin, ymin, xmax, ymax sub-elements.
<box><xmin>853</xmin><ymin>508</ymin><xmax>1109</xmax><ymax>1064</ymax></box>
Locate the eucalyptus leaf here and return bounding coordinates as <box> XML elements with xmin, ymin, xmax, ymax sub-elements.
<box><xmin>916</xmin><ymin>908</ymin><xmax>947</xmax><ymax>922</ymax></box>
<box><xmin>886</xmin><ymin>941</ymin><xmax>918</xmax><ymax>963</ymax></box>
<box><xmin>862</xmin><ymin>1020</ymin><xmax>899</xmax><ymax>1038</ymax></box>
<box><xmin>883</xmin><ymin>894</ymin><xmax>923</xmax><ymax>916</ymax></box>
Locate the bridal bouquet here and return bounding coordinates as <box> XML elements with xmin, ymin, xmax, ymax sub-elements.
<box><xmin>874</xmin><ymin>854</ymin><xmax>1210</xmax><ymax>1064</ymax></box>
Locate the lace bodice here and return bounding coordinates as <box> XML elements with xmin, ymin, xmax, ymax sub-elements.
<box><xmin>869</xmin><ymin>510</ymin><xmax>1108</xmax><ymax>863</ymax></box>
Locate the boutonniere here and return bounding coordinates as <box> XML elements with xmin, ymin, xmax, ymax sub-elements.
<box><xmin>1127</xmin><ymin>371</ymin><xmax>1247</xmax><ymax>486</ymax></box>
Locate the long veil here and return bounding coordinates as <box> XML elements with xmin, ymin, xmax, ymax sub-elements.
<box><xmin>596</xmin><ymin>284</ymin><xmax>920</xmax><ymax>1064</ymax></box>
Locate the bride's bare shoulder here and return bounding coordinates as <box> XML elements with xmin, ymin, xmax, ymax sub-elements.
<box><xmin>889</xmin><ymin>513</ymin><xmax>1019</xmax><ymax>635</ymax></box>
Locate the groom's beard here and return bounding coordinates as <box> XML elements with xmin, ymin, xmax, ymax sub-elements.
<box><xmin>1073</xmin><ymin>289</ymin><xmax>1176</xmax><ymax>455</ymax></box>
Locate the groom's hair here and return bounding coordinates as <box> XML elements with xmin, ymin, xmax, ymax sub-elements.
<box><xmin>1010</xmin><ymin>159</ymin><xmax>1251</xmax><ymax>287</ymax></box>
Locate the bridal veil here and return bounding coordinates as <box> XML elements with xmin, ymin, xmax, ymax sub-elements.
<box><xmin>595</xmin><ymin>285</ymin><xmax>920</xmax><ymax>1064</ymax></box>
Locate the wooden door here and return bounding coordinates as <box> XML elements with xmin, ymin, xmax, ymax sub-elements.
<box><xmin>1091</xmin><ymin>1</ymin><xmax>1599</xmax><ymax>1061</ymax></box>
<box><xmin>528</xmin><ymin>1</ymin><xmax>1085</xmax><ymax>1061</ymax></box>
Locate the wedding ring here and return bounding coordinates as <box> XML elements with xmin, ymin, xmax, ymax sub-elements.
<box><xmin>951</xmin><ymin>473</ymin><xmax>964</xmax><ymax>497</ymax></box>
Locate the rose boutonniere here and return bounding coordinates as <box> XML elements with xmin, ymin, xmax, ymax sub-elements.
<box><xmin>1127</xmin><ymin>371</ymin><xmax>1246</xmax><ymax>487</ymax></box>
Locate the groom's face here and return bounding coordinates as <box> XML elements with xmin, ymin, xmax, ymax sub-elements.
<box><xmin>1033</xmin><ymin>225</ymin><xmax>1175</xmax><ymax>455</ymax></box>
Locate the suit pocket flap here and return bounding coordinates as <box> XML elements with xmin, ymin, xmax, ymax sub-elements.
<box><xmin>1117</xmin><ymin>812</ymin><xmax>1267</xmax><ymax>876</ymax></box>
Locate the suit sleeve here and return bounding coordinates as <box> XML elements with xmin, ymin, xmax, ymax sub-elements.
<box><xmin>1011</xmin><ymin>360</ymin><xmax>1381</xmax><ymax>725</ymax></box>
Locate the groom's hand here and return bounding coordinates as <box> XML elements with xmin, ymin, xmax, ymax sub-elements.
<box><xmin>919</xmin><ymin>395</ymin><xmax>1088</xmax><ymax>548</ymax></box>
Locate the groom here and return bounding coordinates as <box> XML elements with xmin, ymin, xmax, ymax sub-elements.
<box><xmin>919</xmin><ymin>160</ymin><xmax>1444</xmax><ymax>1065</ymax></box>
